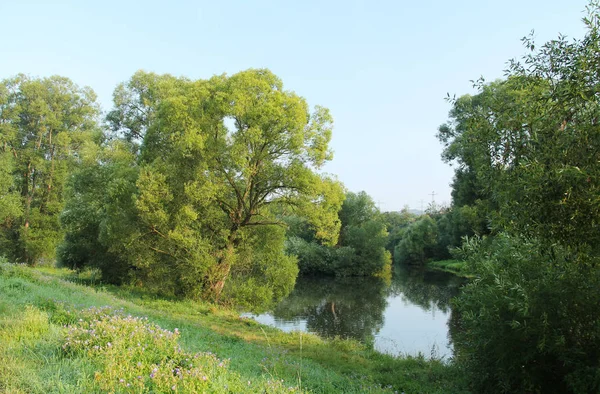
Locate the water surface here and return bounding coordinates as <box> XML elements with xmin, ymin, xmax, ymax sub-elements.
<box><xmin>245</xmin><ymin>266</ymin><xmax>464</xmax><ymax>359</ymax></box>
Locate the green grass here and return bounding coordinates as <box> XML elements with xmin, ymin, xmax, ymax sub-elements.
<box><xmin>426</xmin><ymin>259</ymin><xmax>471</xmax><ymax>277</ymax></box>
<box><xmin>0</xmin><ymin>262</ymin><xmax>469</xmax><ymax>393</ymax></box>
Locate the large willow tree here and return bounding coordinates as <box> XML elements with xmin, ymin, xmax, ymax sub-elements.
<box><xmin>61</xmin><ymin>69</ymin><xmax>343</xmax><ymax>306</ymax></box>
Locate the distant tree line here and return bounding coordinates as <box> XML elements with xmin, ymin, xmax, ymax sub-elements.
<box><xmin>378</xmin><ymin>196</ymin><xmax>489</xmax><ymax>268</ymax></box>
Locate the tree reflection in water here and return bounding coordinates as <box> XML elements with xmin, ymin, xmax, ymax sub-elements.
<box><xmin>389</xmin><ymin>266</ymin><xmax>463</xmax><ymax>313</ymax></box>
<box><xmin>272</xmin><ymin>276</ymin><xmax>389</xmax><ymax>346</ymax></box>
<box><xmin>262</xmin><ymin>265</ymin><xmax>465</xmax><ymax>353</ymax></box>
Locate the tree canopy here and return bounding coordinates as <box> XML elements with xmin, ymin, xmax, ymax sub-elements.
<box><xmin>0</xmin><ymin>75</ymin><xmax>101</xmax><ymax>265</ymax></box>
<box><xmin>60</xmin><ymin>69</ymin><xmax>344</xmax><ymax>305</ymax></box>
<box><xmin>441</xmin><ymin>3</ymin><xmax>600</xmax><ymax>392</ymax></box>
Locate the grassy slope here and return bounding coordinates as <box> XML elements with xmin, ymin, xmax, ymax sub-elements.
<box><xmin>0</xmin><ymin>263</ymin><xmax>468</xmax><ymax>393</ymax></box>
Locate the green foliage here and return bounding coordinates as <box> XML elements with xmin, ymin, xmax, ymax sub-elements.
<box><xmin>0</xmin><ymin>151</ymin><xmax>22</xmax><ymax>225</ymax></box>
<box><xmin>336</xmin><ymin>191</ymin><xmax>391</xmax><ymax>277</ymax></box>
<box><xmin>453</xmin><ymin>235</ymin><xmax>600</xmax><ymax>393</ymax></box>
<box><xmin>434</xmin><ymin>205</ymin><xmax>488</xmax><ymax>259</ymax></box>
<box><xmin>61</xmin><ymin>69</ymin><xmax>343</xmax><ymax>307</ymax></box>
<box><xmin>286</xmin><ymin>236</ymin><xmax>337</xmax><ymax>275</ymax></box>
<box><xmin>425</xmin><ymin>259</ymin><xmax>467</xmax><ymax>277</ymax></box>
<box><xmin>394</xmin><ymin>215</ymin><xmax>438</xmax><ymax>265</ymax></box>
<box><xmin>439</xmin><ymin>15</ymin><xmax>600</xmax><ymax>249</ymax></box>
<box><xmin>447</xmin><ymin>168</ymin><xmax>483</xmax><ymax>208</ymax></box>
<box><xmin>107</xmin><ymin>70</ymin><xmax>189</xmax><ymax>142</ymax></box>
<box><xmin>0</xmin><ymin>75</ymin><xmax>101</xmax><ymax>265</ymax></box>
<box><xmin>442</xmin><ymin>3</ymin><xmax>600</xmax><ymax>392</ymax></box>
<box><xmin>387</xmin><ymin>204</ymin><xmax>486</xmax><ymax>268</ymax></box>
<box><xmin>57</xmin><ymin>139</ymin><xmax>138</xmax><ymax>284</ymax></box>
<box><xmin>287</xmin><ymin>191</ymin><xmax>391</xmax><ymax>278</ymax></box>
<box><xmin>222</xmin><ymin>226</ymin><xmax>299</xmax><ymax>311</ymax></box>
<box><xmin>381</xmin><ymin>209</ymin><xmax>417</xmax><ymax>253</ymax></box>
<box><xmin>338</xmin><ymin>219</ymin><xmax>391</xmax><ymax>277</ymax></box>
<box><xmin>338</xmin><ymin>191</ymin><xmax>377</xmax><ymax>231</ymax></box>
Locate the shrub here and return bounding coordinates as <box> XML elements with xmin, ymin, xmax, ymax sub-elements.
<box><xmin>453</xmin><ymin>234</ymin><xmax>600</xmax><ymax>393</ymax></box>
<box><xmin>286</xmin><ymin>236</ymin><xmax>335</xmax><ymax>275</ymax></box>
<box><xmin>394</xmin><ymin>216</ymin><xmax>438</xmax><ymax>265</ymax></box>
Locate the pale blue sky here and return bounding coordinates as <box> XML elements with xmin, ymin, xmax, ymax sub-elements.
<box><xmin>0</xmin><ymin>0</ymin><xmax>589</xmax><ymax>211</ymax></box>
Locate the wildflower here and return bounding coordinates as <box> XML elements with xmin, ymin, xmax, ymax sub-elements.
<box><xmin>171</xmin><ymin>385</ymin><xmax>176</xmax><ymax>391</ymax></box>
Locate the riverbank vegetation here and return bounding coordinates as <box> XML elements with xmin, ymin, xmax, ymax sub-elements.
<box><xmin>378</xmin><ymin>3</ymin><xmax>600</xmax><ymax>392</ymax></box>
<box><xmin>425</xmin><ymin>259</ymin><xmax>467</xmax><ymax>277</ymax></box>
<box><xmin>0</xmin><ymin>261</ymin><xmax>467</xmax><ymax>393</ymax></box>
<box><xmin>2</xmin><ymin>1</ymin><xmax>600</xmax><ymax>393</ymax></box>
<box><xmin>286</xmin><ymin>191</ymin><xmax>391</xmax><ymax>278</ymax></box>
<box><xmin>437</xmin><ymin>3</ymin><xmax>600</xmax><ymax>392</ymax></box>
<box><xmin>384</xmin><ymin>205</ymin><xmax>486</xmax><ymax>270</ymax></box>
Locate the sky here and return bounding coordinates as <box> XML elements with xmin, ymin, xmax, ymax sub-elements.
<box><xmin>0</xmin><ymin>0</ymin><xmax>590</xmax><ymax>211</ymax></box>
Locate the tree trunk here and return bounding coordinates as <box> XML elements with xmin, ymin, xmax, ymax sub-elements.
<box><xmin>22</xmin><ymin>162</ymin><xmax>33</xmax><ymax>264</ymax></box>
<box><xmin>205</xmin><ymin>239</ymin><xmax>236</xmax><ymax>302</ymax></box>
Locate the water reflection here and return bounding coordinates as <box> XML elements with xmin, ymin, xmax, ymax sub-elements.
<box><xmin>272</xmin><ymin>276</ymin><xmax>389</xmax><ymax>347</ymax></box>
<box><xmin>245</xmin><ymin>266</ymin><xmax>464</xmax><ymax>358</ymax></box>
<box><xmin>389</xmin><ymin>267</ymin><xmax>463</xmax><ymax>313</ymax></box>
<box><xmin>376</xmin><ymin>266</ymin><xmax>463</xmax><ymax>358</ymax></box>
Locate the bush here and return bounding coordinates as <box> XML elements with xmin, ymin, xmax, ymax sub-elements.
<box><xmin>453</xmin><ymin>234</ymin><xmax>600</xmax><ymax>393</ymax></box>
<box><xmin>394</xmin><ymin>216</ymin><xmax>437</xmax><ymax>265</ymax></box>
<box><xmin>286</xmin><ymin>236</ymin><xmax>335</xmax><ymax>275</ymax></box>
<box><xmin>339</xmin><ymin>220</ymin><xmax>391</xmax><ymax>276</ymax></box>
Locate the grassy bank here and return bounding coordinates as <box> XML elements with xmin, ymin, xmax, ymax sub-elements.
<box><xmin>0</xmin><ymin>262</ymin><xmax>468</xmax><ymax>393</ymax></box>
<box><xmin>426</xmin><ymin>259</ymin><xmax>471</xmax><ymax>278</ymax></box>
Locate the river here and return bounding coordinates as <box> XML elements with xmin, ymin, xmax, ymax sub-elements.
<box><xmin>244</xmin><ymin>266</ymin><xmax>464</xmax><ymax>359</ymax></box>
